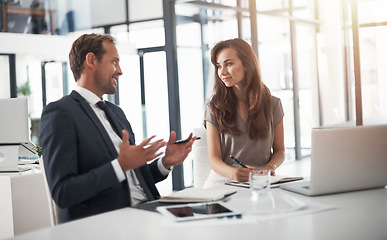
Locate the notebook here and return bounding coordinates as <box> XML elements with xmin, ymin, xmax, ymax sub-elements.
<box><xmin>0</xmin><ymin>98</ymin><xmax>37</xmax><ymax>172</ymax></box>
<box><xmin>225</xmin><ymin>175</ymin><xmax>303</xmax><ymax>188</ymax></box>
<box><xmin>280</xmin><ymin>124</ymin><xmax>387</xmax><ymax>196</ymax></box>
<box><xmin>159</xmin><ymin>187</ymin><xmax>237</xmax><ymax>203</ymax></box>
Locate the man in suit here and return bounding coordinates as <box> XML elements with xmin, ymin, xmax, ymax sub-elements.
<box><xmin>39</xmin><ymin>33</ymin><xmax>197</xmax><ymax>223</ymax></box>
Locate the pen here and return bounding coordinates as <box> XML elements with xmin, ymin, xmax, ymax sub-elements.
<box><xmin>147</xmin><ymin>137</ymin><xmax>201</xmax><ymax>146</ymax></box>
<box><xmin>174</xmin><ymin>137</ymin><xmax>201</xmax><ymax>144</ymax></box>
<box><xmin>230</xmin><ymin>155</ymin><xmax>248</xmax><ymax>168</ymax></box>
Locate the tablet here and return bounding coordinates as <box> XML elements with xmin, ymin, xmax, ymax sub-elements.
<box><xmin>156</xmin><ymin>202</ymin><xmax>241</xmax><ymax>222</ymax></box>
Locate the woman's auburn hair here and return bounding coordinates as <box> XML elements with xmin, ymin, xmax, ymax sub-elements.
<box><xmin>209</xmin><ymin>38</ymin><xmax>272</xmax><ymax>139</ymax></box>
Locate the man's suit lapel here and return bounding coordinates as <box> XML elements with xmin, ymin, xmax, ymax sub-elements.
<box><xmin>69</xmin><ymin>91</ymin><xmax>118</xmax><ymax>157</ymax></box>
<box><xmin>69</xmin><ymin>91</ymin><xmax>161</xmax><ymax>201</ymax></box>
<box><xmin>105</xmin><ymin>102</ymin><xmax>135</xmax><ymax>145</ymax></box>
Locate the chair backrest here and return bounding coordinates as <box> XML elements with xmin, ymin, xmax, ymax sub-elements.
<box><xmin>39</xmin><ymin>158</ymin><xmax>60</xmax><ymax>226</ymax></box>
<box><xmin>192</xmin><ymin>128</ymin><xmax>211</xmax><ymax>188</ymax></box>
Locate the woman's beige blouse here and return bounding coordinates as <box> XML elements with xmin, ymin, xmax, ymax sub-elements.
<box><xmin>204</xmin><ymin>96</ymin><xmax>284</xmax><ymax>168</ymax></box>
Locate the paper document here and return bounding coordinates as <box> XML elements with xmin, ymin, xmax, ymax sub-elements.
<box><xmin>159</xmin><ymin>187</ymin><xmax>237</xmax><ymax>203</ymax></box>
<box><xmin>227</xmin><ymin>189</ymin><xmax>336</xmax><ymax>220</ymax></box>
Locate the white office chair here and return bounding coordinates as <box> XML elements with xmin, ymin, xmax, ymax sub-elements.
<box><xmin>192</xmin><ymin>127</ymin><xmax>211</xmax><ymax>188</ymax></box>
<box><xmin>39</xmin><ymin>158</ymin><xmax>60</xmax><ymax>226</ymax></box>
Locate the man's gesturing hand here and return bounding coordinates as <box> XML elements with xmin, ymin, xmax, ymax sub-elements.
<box><xmin>117</xmin><ymin>130</ymin><xmax>166</xmax><ymax>172</ymax></box>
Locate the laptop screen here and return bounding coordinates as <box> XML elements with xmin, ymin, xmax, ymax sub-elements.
<box><xmin>0</xmin><ymin>98</ymin><xmax>36</xmax><ymax>156</ymax></box>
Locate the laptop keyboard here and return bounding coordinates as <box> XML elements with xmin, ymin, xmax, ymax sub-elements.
<box><xmin>18</xmin><ymin>165</ymin><xmax>32</xmax><ymax>172</ymax></box>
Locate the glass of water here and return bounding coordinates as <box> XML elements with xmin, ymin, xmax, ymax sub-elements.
<box><xmin>249</xmin><ymin>170</ymin><xmax>273</xmax><ymax>214</ymax></box>
<box><xmin>250</xmin><ymin>170</ymin><xmax>271</xmax><ymax>195</ymax></box>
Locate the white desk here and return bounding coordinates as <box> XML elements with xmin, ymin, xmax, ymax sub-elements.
<box><xmin>0</xmin><ymin>166</ymin><xmax>52</xmax><ymax>239</ymax></box>
<box><xmin>6</xmin><ymin>159</ymin><xmax>387</xmax><ymax>240</ymax></box>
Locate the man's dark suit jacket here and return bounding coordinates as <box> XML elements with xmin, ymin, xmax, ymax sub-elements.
<box><xmin>39</xmin><ymin>91</ymin><xmax>167</xmax><ymax>223</ymax></box>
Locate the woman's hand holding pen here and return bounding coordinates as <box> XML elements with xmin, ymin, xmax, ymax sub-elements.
<box><xmin>230</xmin><ymin>155</ymin><xmax>253</xmax><ymax>182</ymax></box>
<box><xmin>232</xmin><ymin>167</ymin><xmax>252</xmax><ymax>182</ymax></box>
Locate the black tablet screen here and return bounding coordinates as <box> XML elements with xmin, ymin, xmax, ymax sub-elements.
<box><xmin>166</xmin><ymin>203</ymin><xmax>232</xmax><ymax>218</ymax></box>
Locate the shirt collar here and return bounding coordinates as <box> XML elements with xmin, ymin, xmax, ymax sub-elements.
<box><xmin>74</xmin><ymin>86</ymin><xmax>102</xmax><ymax>106</ymax></box>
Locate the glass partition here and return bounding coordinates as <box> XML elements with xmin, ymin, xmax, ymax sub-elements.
<box><xmin>257</xmin><ymin>15</ymin><xmax>294</xmax><ymax>157</ymax></box>
<box><xmin>358</xmin><ymin>0</ymin><xmax>387</xmax><ymax>122</ymax></box>
<box><xmin>295</xmin><ymin>24</ymin><xmax>318</xmax><ymax>157</ymax></box>
<box><xmin>174</xmin><ymin>1</ymin><xmax>242</xmax><ymax>187</ymax></box>
<box><xmin>0</xmin><ymin>55</ymin><xmax>11</xmax><ymax>98</ymax></box>
<box><xmin>2</xmin><ymin>0</ymin><xmax>128</xmax><ymax>35</ymax></box>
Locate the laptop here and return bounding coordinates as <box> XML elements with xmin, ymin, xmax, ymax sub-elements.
<box><xmin>280</xmin><ymin>124</ymin><xmax>387</xmax><ymax>196</ymax></box>
<box><xmin>0</xmin><ymin>98</ymin><xmax>37</xmax><ymax>172</ymax></box>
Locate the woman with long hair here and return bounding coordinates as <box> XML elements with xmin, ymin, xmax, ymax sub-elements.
<box><xmin>203</xmin><ymin>38</ymin><xmax>285</xmax><ymax>187</ymax></box>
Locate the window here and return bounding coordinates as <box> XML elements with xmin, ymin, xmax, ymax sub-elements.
<box><xmin>0</xmin><ymin>55</ymin><xmax>11</xmax><ymax>98</ymax></box>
